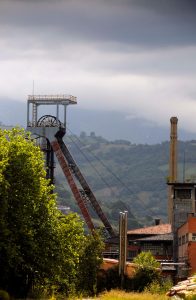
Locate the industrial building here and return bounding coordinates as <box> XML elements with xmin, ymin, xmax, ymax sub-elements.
<box><xmin>167</xmin><ymin>117</ymin><xmax>196</xmax><ymax>278</ymax></box>
<box><xmin>127</xmin><ymin>222</ymin><xmax>173</xmax><ymax>262</ymax></box>
<box><xmin>108</xmin><ymin>116</ymin><xmax>196</xmax><ymax>278</ymax></box>
<box><xmin>178</xmin><ymin>214</ymin><xmax>196</xmax><ymax>277</ymax></box>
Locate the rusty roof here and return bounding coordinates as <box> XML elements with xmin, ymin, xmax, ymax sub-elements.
<box><xmin>127</xmin><ymin>223</ymin><xmax>172</xmax><ymax>235</ymax></box>
<box><xmin>137</xmin><ymin>233</ymin><xmax>173</xmax><ymax>241</ymax></box>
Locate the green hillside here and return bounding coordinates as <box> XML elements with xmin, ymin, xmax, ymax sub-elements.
<box><xmin>55</xmin><ymin>133</ymin><xmax>196</xmax><ymax>231</ymax></box>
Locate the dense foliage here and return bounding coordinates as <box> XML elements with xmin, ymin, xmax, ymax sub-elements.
<box><xmin>0</xmin><ymin>128</ymin><xmax>104</xmax><ymax>298</ymax></box>
<box><xmin>132</xmin><ymin>252</ymin><xmax>161</xmax><ymax>292</ymax></box>
<box><xmin>96</xmin><ymin>251</ymin><xmax>171</xmax><ymax>294</ymax></box>
<box><xmin>77</xmin><ymin>230</ymin><xmax>105</xmax><ymax>296</ymax></box>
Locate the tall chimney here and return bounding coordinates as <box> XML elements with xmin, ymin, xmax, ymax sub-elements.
<box><xmin>168</xmin><ymin>116</ymin><xmax>178</xmax><ymax>223</ymax></box>
<box><xmin>169</xmin><ymin>117</ymin><xmax>178</xmax><ymax>182</ymax></box>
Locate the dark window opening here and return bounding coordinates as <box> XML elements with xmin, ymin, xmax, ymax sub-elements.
<box><xmin>174</xmin><ymin>189</ymin><xmax>191</xmax><ymax>199</ymax></box>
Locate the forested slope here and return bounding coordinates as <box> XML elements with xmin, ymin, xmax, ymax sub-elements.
<box><xmin>55</xmin><ymin>133</ymin><xmax>196</xmax><ymax>230</ymax></box>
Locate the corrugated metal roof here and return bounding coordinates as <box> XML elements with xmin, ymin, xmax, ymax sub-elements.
<box><xmin>136</xmin><ymin>233</ymin><xmax>173</xmax><ymax>241</ymax></box>
<box><xmin>127</xmin><ymin>223</ymin><xmax>172</xmax><ymax>235</ymax></box>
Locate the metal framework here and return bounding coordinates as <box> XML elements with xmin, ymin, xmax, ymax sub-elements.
<box><xmin>27</xmin><ymin>94</ymin><xmax>116</xmax><ymax>237</ymax></box>
<box><xmin>27</xmin><ymin>94</ymin><xmax>77</xmax><ymax>128</ymax></box>
<box><xmin>37</xmin><ymin>115</ymin><xmax>63</xmax><ymax>127</ymax></box>
<box><xmin>28</xmin><ymin>94</ymin><xmax>77</xmax><ymax>102</ymax></box>
<box><xmin>53</xmin><ymin>130</ymin><xmax>116</xmax><ymax>237</ymax></box>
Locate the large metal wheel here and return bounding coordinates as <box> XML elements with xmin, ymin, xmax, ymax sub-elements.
<box><xmin>37</xmin><ymin>115</ymin><xmax>64</xmax><ymax>127</ymax></box>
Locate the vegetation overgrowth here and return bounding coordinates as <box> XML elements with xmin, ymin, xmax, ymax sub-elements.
<box><xmin>0</xmin><ymin>128</ymin><xmax>174</xmax><ymax>299</ymax></box>
<box><xmin>0</xmin><ymin>128</ymin><xmax>104</xmax><ymax>299</ymax></box>
<box><xmin>131</xmin><ymin>252</ymin><xmax>161</xmax><ymax>292</ymax></box>
<box><xmin>94</xmin><ymin>289</ymin><xmax>169</xmax><ymax>300</ymax></box>
<box><xmin>96</xmin><ymin>252</ymin><xmax>172</xmax><ymax>295</ymax></box>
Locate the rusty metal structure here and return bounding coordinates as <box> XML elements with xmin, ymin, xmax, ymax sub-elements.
<box><xmin>27</xmin><ymin>94</ymin><xmax>116</xmax><ymax>238</ymax></box>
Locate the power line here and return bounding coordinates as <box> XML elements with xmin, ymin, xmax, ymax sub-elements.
<box><xmin>66</xmin><ymin>128</ymin><xmax>156</xmax><ymax>217</ymax></box>
<box><xmin>65</xmin><ymin>133</ymin><xmax>141</xmax><ymax>222</ymax></box>
<box><xmin>65</xmin><ymin>133</ymin><xmax>116</xmax><ymax>195</ymax></box>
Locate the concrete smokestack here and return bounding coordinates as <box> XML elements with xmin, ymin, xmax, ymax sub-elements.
<box><xmin>168</xmin><ymin>116</ymin><xmax>178</xmax><ymax>223</ymax></box>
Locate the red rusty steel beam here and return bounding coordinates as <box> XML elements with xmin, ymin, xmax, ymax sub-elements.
<box><xmin>51</xmin><ymin>140</ymin><xmax>95</xmax><ymax>232</ymax></box>
<box><xmin>56</xmin><ymin>136</ymin><xmax>116</xmax><ymax>237</ymax></box>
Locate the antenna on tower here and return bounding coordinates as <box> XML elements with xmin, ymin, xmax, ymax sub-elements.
<box><xmin>32</xmin><ymin>80</ymin><xmax>35</xmax><ymax>96</ymax></box>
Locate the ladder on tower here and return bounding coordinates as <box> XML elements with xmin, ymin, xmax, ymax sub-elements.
<box><xmin>51</xmin><ymin>132</ymin><xmax>116</xmax><ymax>238</ymax></box>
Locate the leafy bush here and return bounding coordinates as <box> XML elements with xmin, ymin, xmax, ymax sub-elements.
<box><xmin>144</xmin><ymin>278</ymin><xmax>173</xmax><ymax>294</ymax></box>
<box><xmin>76</xmin><ymin>230</ymin><xmax>105</xmax><ymax>296</ymax></box>
<box><xmin>133</xmin><ymin>251</ymin><xmax>160</xmax><ymax>270</ymax></box>
<box><xmin>132</xmin><ymin>252</ymin><xmax>161</xmax><ymax>292</ymax></box>
<box><xmin>105</xmin><ymin>266</ymin><xmax>121</xmax><ymax>291</ymax></box>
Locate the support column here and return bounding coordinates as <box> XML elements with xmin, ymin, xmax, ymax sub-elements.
<box><xmin>32</xmin><ymin>103</ymin><xmax>38</xmax><ymax>127</ymax></box>
<box><xmin>64</xmin><ymin>104</ymin><xmax>67</xmax><ymax>129</ymax></box>
<box><xmin>27</xmin><ymin>101</ymin><xmax>30</xmax><ymax>126</ymax></box>
<box><xmin>56</xmin><ymin>104</ymin><xmax>59</xmax><ymax>122</ymax></box>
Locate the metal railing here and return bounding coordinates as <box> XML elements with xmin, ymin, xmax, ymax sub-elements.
<box><xmin>28</xmin><ymin>94</ymin><xmax>77</xmax><ymax>103</ymax></box>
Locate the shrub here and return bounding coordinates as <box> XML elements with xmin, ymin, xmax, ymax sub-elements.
<box><xmin>144</xmin><ymin>278</ymin><xmax>173</xmax><ymax>294</ymax></box>
<box><xmin>76</xmin><ymin>230</ymin><xmax>105</xmax><ymax>296</ymax></box>
<box><xmin>132</xmin><ymin>251</ymin><xmax>161</xmax><ymax>292</ymax></box>
<box><xmin>105</xmin><ymin>266</ymin><xmax>121</xmax><ymax>291</ymax></box>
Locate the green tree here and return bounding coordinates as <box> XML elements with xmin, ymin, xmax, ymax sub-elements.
<box><xmin>0</xmin><ymin>128</ymin><xmax>85</xmax><ymax>298</ymax></box>
<box><xmin>53</xmin><ymin>213</ymin><xmax>85</xmax><ymax>297</ymax></box>
<box><xmin>132</xmin><ymin>251</ymin><xmax>161</xmax><ymax>292</ymax></box>
<box><xmin>77</xmin><ymin>230</ymin><xmax>105</xmax><ymax>296</ymax></box>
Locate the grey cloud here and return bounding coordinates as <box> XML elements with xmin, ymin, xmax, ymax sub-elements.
<box><xmin>130</xmin><ymin>0</ymin><xmax>196</xmax><ymax>17</ymax></box>
<box><xmin>0</xmin><ymin>0</ymin><xmax>196</xmax><ymax>49</ymax></box>
<box><xmin>0</xmin><ymin>0</ymin><xmax>196</xmax><ymax>139</ymax></box>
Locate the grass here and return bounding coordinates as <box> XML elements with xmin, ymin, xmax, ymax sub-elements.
<box><xmin>94</xmin><ymin>290</ymin><xmax>169</xmax><ymax>300</ymax></box>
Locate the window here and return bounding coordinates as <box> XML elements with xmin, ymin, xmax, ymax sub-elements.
<box><xmin>182</xmin><ymin>235</ymin><xmax>185</xmax><ymax>245</ymax></box>
<box><xmin>175</xmin><ymin>189</ymin><xmax>191</xmax><ymax>199</ymax></box>
<box><xmin>178</xmin><ymin>237</ymin><xmax>181</xmax><ymax>246</ymax></box>
<box><xmin>141</xmin><ymin>243</ymin><xmax>164</xmax><ymax>255</ymax></box>
<box><xmin>128</xmin><ymin>250</ymin><xmax>138</xmax><ymax>259</ymax></box>
<box><xmin>192</xmin><ymin>233</ymin><xmax>196</xmax><ymax>241</ymax></box>
<box><xmin>174</xmin><ymin>199</ymin><xmax>192</xmax><ymax>211</ymax></box>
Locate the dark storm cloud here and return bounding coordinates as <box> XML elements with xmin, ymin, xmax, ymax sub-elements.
<box><xmin>131</xmin><ymin>0</ymin><xmax>196</xmax><ymax>16</ymax></box>
<box><xmin>0</xmin><ymin>0</ymin><xmax>196</xmax><ymax>49</ymax></box>
<box><xmin>1</xmin><ymin>0</ymin><xmax>196</xmax><ymax>135</ymax></box>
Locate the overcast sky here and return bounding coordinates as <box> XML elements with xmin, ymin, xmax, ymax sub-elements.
<box><xmin>0</xmin><ymin>0</ymin><xmax>196</xmax><ymax>133</ymax></box>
